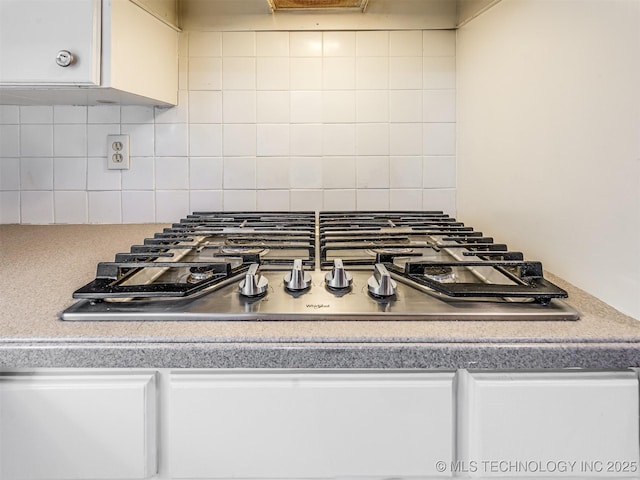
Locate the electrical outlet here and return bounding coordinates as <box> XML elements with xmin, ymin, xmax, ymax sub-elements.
<box><xmin>107</xmin><ymin>134</ymin><xmax>130</xmax><ymax>170</ymax></box>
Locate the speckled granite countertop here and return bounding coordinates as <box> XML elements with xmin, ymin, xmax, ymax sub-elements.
<box><xmin>1</xmin><ymin>224</ymin><xmax>639</xmax><ymax>369</ymax></box>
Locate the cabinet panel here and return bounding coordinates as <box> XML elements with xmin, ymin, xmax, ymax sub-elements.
<box><xmin>0</xmin><ymin>0</ymin><xmax>100</xmax><ymax>85</ymax></box>
<box><xmin>0</xmin><ymin>372</ymin><xmax>156</xmax><ymax>480</ymax></box>
<box><xmin>457</xmin><ymin>370</ymin><xmax>639</xmax><ymax>477</ymax></box>
<box><xmin>169</xmin><ymin>371</ymin><xmax>454</xmax><ymax>479</ymax></box>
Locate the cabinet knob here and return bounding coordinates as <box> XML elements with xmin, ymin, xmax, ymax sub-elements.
<box><xmin>56</xmin><ymin>50</ymin><xmax>76</xmax><ymax>67</ymax></box>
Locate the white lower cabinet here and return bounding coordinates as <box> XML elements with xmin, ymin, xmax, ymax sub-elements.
<box><xmin>456</xmin><ymin>370</ymin><xmax>640</xmax><ymax>477</ymax></box>
<box><xmin>167</xmin><ymin>371</ymin><xmax>455</xmax><ymax>479</ymax></box>
<box><xmin>1</xmin><ymin>368</ymin><xmax>638</xmax><ymax>480</ymax></box>
<box><xmin>0</xmin><ymin>371</ymin><xmax>157</xmax><ymax>480</ymax></box>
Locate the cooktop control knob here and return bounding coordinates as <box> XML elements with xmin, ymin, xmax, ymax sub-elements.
<box><xmin>284</xmin><ymin>259</ymin><xmax>312</xmax><ymax>291</ymax></box>
<box><xmin>239</xmin><ymin>263</ymin><xmax>268</xmax><ymax>297</ymax></box>
<box><xmin>325</xmin><ymin>258</ymin><xmax>353</xmax><ymax>290</ymax></box>
<box><xmin>368</xmin><ymin>263</ymin><xmax>397</xmax><ymax>297</ymax></box>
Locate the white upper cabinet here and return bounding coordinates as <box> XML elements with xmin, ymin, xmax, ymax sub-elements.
<box><xmin>0</xmin><ymin>0</ymin><xmax>178</xmax><ymax>106</ymax></box>
<box><xmin>0</xmin><ymin>0</ymin><xmax>101</xmax><ymax>85</ymax></box>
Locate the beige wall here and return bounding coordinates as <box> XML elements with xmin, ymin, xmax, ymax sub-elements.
<box><xmin>456</xmin><ymin>0</ymin><xmax>640</xmax><ymax>319</ymax></box>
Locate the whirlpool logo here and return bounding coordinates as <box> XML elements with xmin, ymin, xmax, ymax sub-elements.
<box><xmin>306</xmin><ymin>304</ymin><xmax>331</xmax><ymax>309</ymax></box>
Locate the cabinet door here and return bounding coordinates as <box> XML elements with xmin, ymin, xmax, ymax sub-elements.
<box><xmin>169</xmin><ymin>371</ymin><xmax>454</xmax><ymax>479</ymax></box>
<box><xmin>0</xmin><ymin>0</ymin><xmax>100</xmax><ymax>85</ymax></box>
<box><xmin>0</xmin><ymin>371</ymin><xmax>156</xmax><ymax>480</ymax></box>
<box><xmin>457</xmin><ymin>370</ymin><xmax>639</xmax><ymax>477</ymax></box>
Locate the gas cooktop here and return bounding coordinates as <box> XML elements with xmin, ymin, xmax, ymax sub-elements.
<box><xmin>60</xmin><ymin>211</ymin><xmax>579</xmax><ymax>321</ymax></box>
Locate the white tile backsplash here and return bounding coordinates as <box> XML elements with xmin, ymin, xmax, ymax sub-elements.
<box><xmin>390</xmin><ymin>31</ymin><xmax>423</xmax><ymax>57</ymax></box>
<box><xmin>0</xmin><ymin>157</ymin><xmax>20</xmax><ymax>190</ymax></box>
<box><xmin>290</xmin><ymin>156</ymin><xmax>322</xmax><ymax>189</ymax></box>
<box><xmin>0</xmin><ymin>125</ymin><xmax>20</xmax><ymax>157</ymax></box>
<box><xmin>256</xmin><ymin>57</ymin><xmax>290</xmax><ymax>90</ymax></box>
<box><xmin>323</xmin><ymin>32</ymin><xmax>356</xmax><ymax>57</ymax></box>
<box><xmin>290</xmin><ymin>124</ymin><xmax>322</xmax><ymax>156</ymax></box>
<box><xmin>20</xmin><ymin>157</ymin><xmax>53</xmax><ymax>190</ymax></box>
<box><xmin>122</xmin><ymin>190</ymin><xmax>155</xmax><ymax>223</ymax></box>
<box><xmin>54</xmin><ymin>190</ymin><xmax>87</xmax><ymax>223</ymax></box>
<box><xmin>223</xmin><ymin>157</ymin><xmax>256</xmax><ymax>189</ymax></box>
<box><xmin>189</xmin><ymin>91</ymin><xmax>222</xmax><ymax>124</ymax></box>
<box><xmin>256</xmin><ymin>32</ymin><xmax>289</xmax><ymax>57</ymax></box>
<box><xmin>88</xmin><ymin>191</ymin><xmax>121</xmax><ymax>223</ymax></box>
<box><xmin>155</xmin><ymin>123</ymin><xmax>189</xmax><ymax>157</ymax></box>
<box><xmin>356</xmin><ymin>156</ymin><xmax>389</xmax><ymax>189</ymax></box>
<box><xmin>355</xmin><ymin>31</ymin><xmax>389</xmax><ymax>57</ymax></box>
<box><xmin>20</xmin><ymin>106</ymin><xmax>53</xmax><ymax>124</ymax></box>
<box><xmin>223</xmin><ymin>124</ymin><xmax>256</xmax><ymax>156</ymax></box>
<box><xmin>0</xmin><ymin>105</ymin><xmax>19</xmax><ymax>124</ymax></box>
<box><xmin>389</xmin><ymin>123</ymin><xmax>423</xmax><ymax>155</ymax></box>
<box><xmin>389</xmin><ymin>57</ymin><xmax>423</xmax><ymax>89</ymax></box>
<box><xmin>156</xmin><ymin>190</ymin><xmax>190</xmax><ymax>222</ymax></box>
<box><xmin>256</xmin><ymin>189</ymin><xmax>290</xmax><ymax>210</ymax></box>
<box><xmin>323</xmin><ymin>57</ymin><xmax>356</xmax><ymax>90</ymax></box>
<box><xmin>20</xmin><ymin>124</ymin><xmax>53</xmax><ymax>157</ymax></box>
<box><xmin>389</xmin><ymin>156</ymin><xmax>423</xmax><ymax>188</ymax></box>
<box><xmin>21</xmin><ymin>190</ymin><xmax>53</xmax><ymax>223</ymax></box>
<box><xmin>2</xmin><ymin>28</ymin><xmax>456</xmax><ymax>223</ymax></box>
<box><xmin>54</xmin><ymin>106</ymin><xmax>87</xmax><ymax>124</ymax></box>
<box><xmin>257</xmin><ymin>91</ymin><xmax>290</xmax><ymax>124</ymax></box>
<box><xmin>222</xmin><ymin>57</ymin><xmax>256</xmax><ymax>90</ymax></box>
<box><xmin>356</xmin><ymin>124</ymin><xmax>389</xmax><ymax>156</ymax></box>
<box><xmin>356</xmin><ymin>90</ymin><xmax>389</xmax><ymax>123</ymax></box>
<box><xmin>0</xmin><ymin>191</ymin><xmax>20</xmax><ymax>223</ymax></box>
<box><xmin>223</xmin><ymin>90</ymin><xmax>256</xmax><ymax>123</ymax></box>
<box><xmin>290</xmin><ymin>91</ymin><xmax>322</xmax><ymax>123</ymax></box>
<box><xmin>290</xmin><ymin>58</ymin><xmax>323</xmax><ymax>90</ymax></box>
<box><xmin>322</xmin><ymin>124</ymin><xmax>356</xmax><ymax>156</ymax></box>
<box><xmin>190</xmin><ymin>189</ymin><xmax>223</xmax><ymax>212</ymax></box>
<box><xmin>256</xmin><ymin>157</ymin><xmax>290</xmax><ymax>189</ymax></box>
<box><xmin>155</xmin><ymin>157</ymin><xmax>189</xmax><ymax>190</ymax></box>
<box><xmin>122</xmin><ymin>157</ymin><xmax>154</xmax><ymax>190</ymax></box>
<box><xmin>323</xmin><ymin>189</ymin><xmax>356</xmax><ymax>210</ymax></box>
<box><xmin>53</xmin><ymin>124</ymin><xmax>87</xmax><ymax>157</ymax></box>
<box><xmin>256</xmin><ymin>124</ymin><xmax>290</xmax><ymax>157</ymax></box>
<box><xmin>189</xmin><ymin>124</ymin><xmax>222</xmax><ymax>157</ymax></box>
<box><xmin>188</xmin><ymin>57</ymin><xmax>223</xmax><ymax>90</ymax></box>
<box><xmin>290</xmin><ymin>32</ymin><xmax>323</xmax><ymax>57</ymax></box>
<box><xmin>322</xmin><ymin>91</ymin><xmax>356</xmax><ymax>123</ymax></box>
<box><xmin>355</xmin><ymin>57</ymin><xmax>389</xmax><ymax>90</ymax></box>
<box><xmin>322</xmin><ymin>156</ymin><xmax>356</xmax><ymax>189</ymax></box>
<box><xmin>389</xmin><ymin>90</ymin><xmax>423</xmax><ymax>122</ymax></box>
<box><xmin>189</xmin><ymin>32</ymin><xmax>222</xmax><ymax>57</ymax></box>
<box><xmin>189</xmin><ymin>157</ymin><xmax>223</xmax><ymax>190</ymax></box>
<box><xmin>223</xmin><ymin>189</ymin><xmax>256</xmax><ymax>211</ymax></box>
<box><xmin>87</xmin><ymin>157</ymin><xmax>121</xmax><ymax>191</ymax></box>
<box><xmin>223</xmin><ymin>32</ymin><xmax>256</xmax><ymax>57</ymax></box>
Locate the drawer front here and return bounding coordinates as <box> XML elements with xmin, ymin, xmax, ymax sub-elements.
<box><xmin>169</xmin><ymin>371</ymin><xmax>454</xmax><ymax>479</ymax></box>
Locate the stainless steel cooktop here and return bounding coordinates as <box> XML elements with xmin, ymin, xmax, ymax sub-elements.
<box><xmin>60</xmin><ymin>211</ymin><xmax>579</xmax><ymax>321</ymax></box>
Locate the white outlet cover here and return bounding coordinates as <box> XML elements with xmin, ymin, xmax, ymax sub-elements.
<box><xmin>107</xmin><ymin>134</ymin><xmax>130</xmax><ymax>170</ymax></box>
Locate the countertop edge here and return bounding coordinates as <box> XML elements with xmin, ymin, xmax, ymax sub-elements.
<box><xmin>2</xmin><ymin>341</ymin><xmax>639</xmax><ymax>370</ymax></box>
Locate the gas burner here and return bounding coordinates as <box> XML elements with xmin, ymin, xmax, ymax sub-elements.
<box><xmin>422</xmin><ymin>265</ymin><xmax>455</xmax><ymax>283</ymax></box>
<box><xmin>187</xmin><ymin>265</ymin><xmax>217</xmax><ymax>284</ymax></box>
<box><xmin>366</xmin><ymin>247</ymin><xmax>414</xmax><ymax>256</ymax></box>
<box><xmin>220</xmin><ymin>246</ymin><xmax>267</xmax><ymax>255</ymax></box>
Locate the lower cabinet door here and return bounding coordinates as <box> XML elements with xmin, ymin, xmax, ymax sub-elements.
<box><xmin>169</xmin><ymin>370</ymin><xmax>455</xmax><ymax>479</ymax></box>
<box><xmin>0</xmin><ymin>371</ymin><xmax>156</xmax><ymax>480</ymax></box>
<box><xmin>457</xmin><ymin>370</ymin><xmax>640</xmax><ymax>477</ymax></box>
